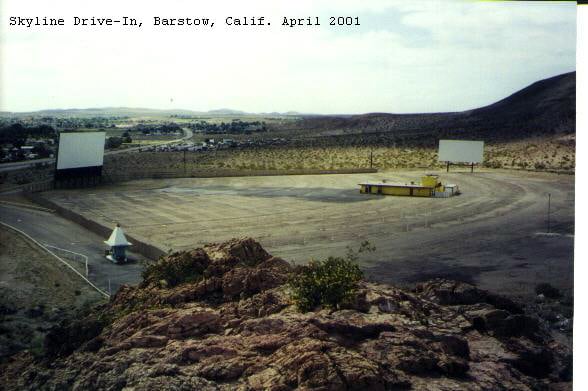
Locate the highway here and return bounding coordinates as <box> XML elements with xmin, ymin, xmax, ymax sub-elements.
<box><xmin>0</xmin><ymin>128</ymin><xmax>193</xmax><ymax>173</ymax></box>
<box><xmin>0</xmin><ymin>204</ymin><xmax>145</xmax><ymax>295</ymax></box>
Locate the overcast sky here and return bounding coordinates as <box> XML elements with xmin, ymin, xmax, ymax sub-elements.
<box><xmin>0</xmin><ymin>0</ymin><xmax>577</xmax><ymax>114</ymax></box>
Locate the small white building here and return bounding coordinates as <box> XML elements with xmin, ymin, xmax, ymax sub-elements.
<box><xmin>104</xmin><ymin>224</ymin><xmax>132</xmax><ymax>263</ymax></box>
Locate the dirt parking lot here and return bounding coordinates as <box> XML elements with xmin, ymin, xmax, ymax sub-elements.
<box><xmin>44</xmin><ymin>169</ymin><xmax>574</xmax><ymax>301</ymax></box>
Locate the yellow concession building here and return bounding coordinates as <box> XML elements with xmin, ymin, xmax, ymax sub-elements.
<box><xmin>359</xmin><ymin>175</ymin><xmax>459</xmax><ymax>198</ymax></box>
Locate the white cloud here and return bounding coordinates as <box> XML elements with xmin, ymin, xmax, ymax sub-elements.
<box><xmin>0</xmin><ymin>0</ymin><xmax>576</xmax><ymax>113</ymax></box>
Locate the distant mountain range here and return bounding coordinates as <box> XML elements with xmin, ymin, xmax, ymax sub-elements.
<box><xmin>0</xmin><ymin>72</ymin><xmax>575</xmax><ymax>143</ymax></box>
<box><xmin>0</xmin><ymin>107</ymin><xmax>305</xmax><ymax>118</ymax></box>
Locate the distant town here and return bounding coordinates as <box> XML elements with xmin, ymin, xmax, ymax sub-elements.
<box><xmin>0</xmin><ymin>115</ymin><xmax>286</xmax><ymax>164</ymax></box>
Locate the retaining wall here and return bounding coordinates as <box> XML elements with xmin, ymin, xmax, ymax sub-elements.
<box><xmin>102</xmin><ymin>168</ymin><xmax>378</xmax><ymax>183</ymax></box>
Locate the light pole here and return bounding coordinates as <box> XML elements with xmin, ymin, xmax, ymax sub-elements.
<box><xmin>547</xmin><ymin>193</ymin><xmax>551</xmax><ymax>233</ymax></box>
<box><xmin>183</xmin><ymin>150</ymin><xmax>187</xmax><ymax>176</ymax></box>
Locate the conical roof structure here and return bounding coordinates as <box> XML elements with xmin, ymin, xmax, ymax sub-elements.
<box><xmin>104</xmin><ymin>224</ymin><xmax>132</xmax><ymax>247</ymax></box>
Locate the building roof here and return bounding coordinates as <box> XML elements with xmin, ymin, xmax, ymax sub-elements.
<box><xmin>358</xmin><ymin>182</ymin><xmax>434</xmax><ymax>189</ymax></box>
<box><xmin>104</xmin><ymin>225</ymin><xmax>132</xmax><ymax>247</ymax></box>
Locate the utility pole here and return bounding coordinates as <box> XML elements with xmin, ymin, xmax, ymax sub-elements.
<box><xmin>370</xmin><ymin>150</ymin><xmax>373</xmax><ymax>169</ymax></box>
<box><xmin>547</xmin><ymin>193</ymin><xmax>551</xmax><ymax>233</ymax></box>
<box><xmin>183</xmin><ymin>150</ymin><xmax>187</xmax><ymax>176</ymax></box>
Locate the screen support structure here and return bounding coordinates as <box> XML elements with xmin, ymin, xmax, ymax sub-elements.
<box><xmin>446</xmin><ymin>161</ymin><xmax>475</xmax><ymax>173</ymax></box>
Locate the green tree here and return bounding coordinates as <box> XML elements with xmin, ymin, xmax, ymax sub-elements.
<box><xmin>105</xmin><ymin>136</ymin><xmax>123</xmax><ymax>149</ymax></box>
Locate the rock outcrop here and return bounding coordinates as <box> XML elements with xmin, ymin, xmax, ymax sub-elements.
<box><xmin>0</xmin><ymin>239</ymin><xmax>572</xmax><ymax>391</ymax></box>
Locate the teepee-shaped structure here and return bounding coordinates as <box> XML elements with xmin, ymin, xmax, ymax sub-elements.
<box><xmin>104</xmin><ymin>223</ymin><xmax>132</xmax><ymax>263</ymax></box>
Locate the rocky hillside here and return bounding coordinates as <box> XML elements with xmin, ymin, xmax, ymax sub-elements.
<box><xmin>282</xmin><ymin>72</ymin><xmax>575</xmax><ymax>144</ymax></box>
<box><xmin>0</xmin><ymin>239</ymin><xmax>572</xmax><ymax>390</ymax></box>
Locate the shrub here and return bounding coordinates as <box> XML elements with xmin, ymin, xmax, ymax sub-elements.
<box><xmin>142</xmin><ymin>250</ymin><xmax>208</xmax><ymax>288</ymax></box>
<box><xmin>30</xmin><ymin>333</ymin><xmax>46</xmax><ymax>358</ymax></box>
<box><xmin>535</xmin><ymin>283</ymin><xmax>562</xmax><ymax>299</ymax></box>
<box><xmin>288</xmin><ymin>257</ymin><xmax>363</xmax><ymax>312</ymax></box>
<box><xmin>486</xmin><ymin>160</ymin><xmax>502</xmax><ymax>169</ymax></box>
<box><xmin>105</xmin><ymin>136</ymin><xmax>123</xmax><ymax>149</ymax></box>
<box><xmin>288</xmin><ymin>242</ymin><xmax>372</xmax><ymax>312</ymax></box>
<box><xmin>534</xmin><ymin>162</ymin><xmax>546</xmax><ymax>170</ymax></box>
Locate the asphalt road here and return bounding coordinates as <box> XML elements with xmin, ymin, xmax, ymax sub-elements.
<box><xmin>0</xmin><ymin>158</ymin><xmax>54</xmax><ymax>172</ymax></box>
<box><xmin>0</xmin><ymin>204</ymin><xmax>145</xmax><ymax>295</ymax></box>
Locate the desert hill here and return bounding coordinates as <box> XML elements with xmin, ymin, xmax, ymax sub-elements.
<box><xmin>1</xmin><ymin>239</ymin><xmax>571</xmax><ymax>390</ymax></box>
<box><xmin>283</xmin><ymin>72</ymin><xmax>575</xmax><ymax>143</ymax></box>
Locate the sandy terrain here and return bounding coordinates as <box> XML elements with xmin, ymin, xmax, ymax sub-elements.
<box><xmin>102</xmin><ymin>134</ymin><xmax>575</xmax><ymax>175</ymax></box>
<box><xmin>43</xmin><ymin>169</ymin><xmax>574</xmax><ymax>302</ymax></box>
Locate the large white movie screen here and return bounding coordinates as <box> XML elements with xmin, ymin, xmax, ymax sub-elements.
<box><xmin>56</xmin><ymin>132</ymin><xmax>106</xmax><ymax>169</ymax></box>
<box><xmin>438</xmin><ymin>140</ymin><xmax>484</xmax><ymax>164</ymax></box>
